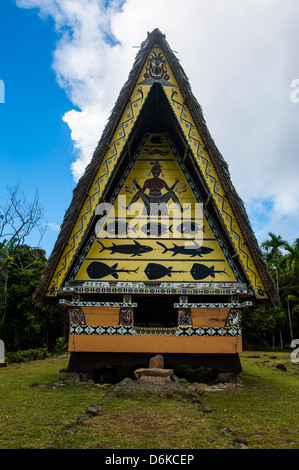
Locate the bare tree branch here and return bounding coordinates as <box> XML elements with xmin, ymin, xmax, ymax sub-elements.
<box><xmin>0</xmin><ymin>184</ymin><xmax>47</xmax><ymax>273</ymax></box>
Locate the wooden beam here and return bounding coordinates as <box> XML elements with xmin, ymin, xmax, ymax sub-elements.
<box><xmin>127</xmin><ymin>139</ymin><xmax>131</xmax><ymax>160</ymax></box>
<box><xmin>205</xmin><ymin>192</ymin><xmax>213</xmax><ymax>206</ymax></box>
<box><xmin>183</xmin><ymin>145</ymin><xmax>189</xmax><ymax>162</ymax></box>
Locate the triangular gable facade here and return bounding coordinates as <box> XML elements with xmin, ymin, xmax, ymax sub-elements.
<box><xmin>71</xmin><ymin>132</ymin><xmax>239</xmax><ymax>286</ymax></box>
<box><xmin>34</xmin><ymin>29</ymin><xmax>280</xmax><ymax>374</ymax></box>
<box><xmin>38</xmin><ymin>34</ymin><xmax>277</xmax><ymax>304</ymax></box>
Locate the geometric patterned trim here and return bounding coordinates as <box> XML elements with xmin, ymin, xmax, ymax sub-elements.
<box><xmin>47</xmin><ymin>45</ymin><xmax>265</xmax><ymax>299</ymax></box>
<box><xmin>47</xmin><ymin>86</ymin><xmax>149</xmax><ymax>296</ymax></box>
<box><xmin>61</xmin><ymin>299</ymin><xmax>137</xmax><ymax>307</ymax></box>
<box><xmin>166</xmin><ymin>134</ymin><xmax>243</xmax><ymax>284</ymax></box>
<box><xmin>163</xmin><ymin>84</ymin><xmax>266</xmax><ymax>298</ymax></box>
<box><xmin>69</xmin><ymin>324</ymin><xmax>241</xmax><ymax>337</ymax></box>
<box><xmin>68</xmin><ymin>134</ymin><xmax>148</xmax><ymax>283</ymax></box>
<box><xmin>176</xmin><ymin>326</ymin><xmax>242</xmax><ymax>336</ymax></box>
<box><xmin>173</xmin><ymin>302</ymin><xmax>252</xmax><ymax>308</ymax></box>
<box><xmin>63</xmin><ymin>283</ymin><xmax>249</xmax><ymax>296</ymax></box>
<box><xmin>69</xmin><ymin>325</ymin><xmax>136</xmax><ymax>335</ymax></box>
<box><xmin>135</xmin><ymin>327</ymin><xmax>177</xmax><ymax>336</ymax></box>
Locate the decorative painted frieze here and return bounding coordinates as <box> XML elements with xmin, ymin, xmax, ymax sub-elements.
<box><xmin>69</xmin><ymin>324</ymin><xmax>241</xmax><ymax>337</ymax></box>
<box><xmin>60</xmin><ymin>299</ymin><xmax>137</xmax><ymax>308</ymax></box>
<box><xmin>173</xmin><ymin>301</ymin><xmax>252</xmax><ymax>308</ymax></box>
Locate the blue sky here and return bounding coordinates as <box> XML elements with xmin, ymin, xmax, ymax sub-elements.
<box><xmin>1</xmin><ymin>0</ymin><xmax>299</xmax><ymax>257</ymax></box>
<box><xmin>0</xmin><ymin>0</ymin><xmax>75</xmax><ymax>254</ymax></box>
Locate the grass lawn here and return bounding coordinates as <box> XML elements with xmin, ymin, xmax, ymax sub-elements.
<box><xmin>0</xmin><ymin>350</ymin><xmax>298</xmax><ymax>449</ymax></box>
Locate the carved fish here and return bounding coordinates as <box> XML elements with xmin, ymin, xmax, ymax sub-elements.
<box><xmin>190</xmin><ymin>263</ymin><xmax>229</xmax><ymax>280</ymax></box>
<box><xmin>97</xmin><ymin>240</ymin><xmax>153</xmax><ymax>257</ymax></box>
<box><xmin>176</xmin><ymin>221</ymin><xmax>205</xmax><ymax>236</ymax></box>
<box><xmin>103</xmin><ymin>220</ymin><xmax>137</xmax><ymax>237</ymax></box>
<box><xmin>144</xmin><ymin>262</ymin><xmax>186</xmax><ymax>280</ymax></box>
<box><xmin>87</xmin><ymin>261</ymin><xmax>139</xmax><ymax>280</ymax></box>
<box><xmin>140</xmin><ymin>222</ymin><xmax>172</xmax><ymax>237</ymax></box>
<box><xmin>157</xmin><ymin>241</ymin><xmax>214</xmax><ymax>257</ymax></box>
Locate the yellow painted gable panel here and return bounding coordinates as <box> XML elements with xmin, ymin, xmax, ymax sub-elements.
<box><xmin>75</xmin><ymin>133</ymin><xmax>237</xmax><ymax>284</ymax></box>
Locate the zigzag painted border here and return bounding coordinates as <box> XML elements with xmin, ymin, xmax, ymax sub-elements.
<box><xmin>166</xmin><ymin>133</ymin><xmax>242</xmax><ymax>283</ymax></box>
<box><xmin>46</xmin><ymin>45</ymin><xmax>265</xmax><ymax>299</ymax></box>
<box><xmin>68</xmin><ymin>135</ymin><xmax>148</xmax><ymax>282</ymax></box>
<box><xmin>163</xmin><ymin>87</ymin><xmax>265</xmax><ymax>297</ymax></box>
<box><xmin>47</xmin><ymin>88</ymin><xmax>149</xmax><ymax>296</ymax></box>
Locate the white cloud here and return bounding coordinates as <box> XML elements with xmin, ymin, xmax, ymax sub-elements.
<box><xmin>47</xmin><ymin>222</ymin><xmax>60</xmax><ymax>232</ymax></box>
<box><xmin>16</xmin><ymin>0</ymin><xmax>299</xmax><ymax>244</ymax></box>
<box><xmin>16</xmin><ymin>0</ymin><xmax>130</xmax><ymax>181</ymax></box>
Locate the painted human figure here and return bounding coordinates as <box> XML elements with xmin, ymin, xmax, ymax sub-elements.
<box><xmin>126</xmin><ymin>161</ymin><xmax>183</xmax><ymax>215</ymax></box>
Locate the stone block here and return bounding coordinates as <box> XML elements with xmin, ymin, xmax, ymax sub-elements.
<box><xmin>139</xmin><ymin>376</ymin><xmax>172</xmax><ymax>387</ymax></box>
<box><xmin>134</xmin><ymin>368</ymin><xmax>174</xmax><ymax>380</ymax></box>
<box><xmin>62</xmin><ymin>372</ymin><xmax>81</xmax><ymax>384</ymax></box>
<box><xmin>149</xmin><ymin>354</ymin><xmax>164</xmax><ymax>369</ymax></box>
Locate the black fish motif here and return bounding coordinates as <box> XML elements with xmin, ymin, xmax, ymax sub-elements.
<box><xmin>176</xmin><ymin>221</ymin><xmax>205</xmax><ymax>236</ymax></box>
<box><xmin>190</xmin><ymin>263</ymin><xmax>229</xmax><ymax>280</ymax></box>
<box><xmin>157</xmin><ymin>241</ymin><xmax>214</xmax><ymax>258</ymax></box>
<box><xmin>103</xmin><ymin>220</ymin><xmax>137</xmax><ymax>236</ymax></box>
<box><xmin>150</xmin><ymin>136</ymin><xmax>163</xmax><ymax>144</ymax></box>
<box><xmin>97</xmin><ymin>240</ymin><xmax>153</xmax><ymax>257</ymax></box>
<box><xmin>141</xmin><ymin>222</ymin><xmax>172</xmax><ymax>237</ymax></box>
<box><xmin>87</xmin><ymin>261</ymin><xmax>139</xmax><ymax>280</ymax></box>
<box><xmin>144</xmin><ymin>149</ymin><xmax>169</xmax><ymax>156</ymax></box>
<box><xmin>144</xmin><ymin>262</ymin><xmax>186</xmax><ymax>280</ymax></box>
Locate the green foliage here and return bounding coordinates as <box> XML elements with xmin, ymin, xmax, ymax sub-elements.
<box><xmin>1</xmin><ymin>352</ymin><xmax>299</xmax><ymax>449</ymax></box>
<box><xmin>247</xmin><ymin>232</ymin><xmax>299</xmax><ymax>348</ymax></box>
<box><xmin>55</xmin><ymin>337</ymin><xmax>68</xmax><ymax>353</ymax></box>
<box><xmin>0</xmin><ymin>229</ymin><xmax>298</xmax><ymax>355</ymax></box>
<box><xmin>0</xmin><ymin>185</ymin><xmax>45</xmax><ymax>274</ymax></box>
<box><xmin>281</xmin><ymin>238</ymin><xmax>299</xmax><ymax>283</ymax></box>
<box><xmin>0</xmin><ymin>244</ymin><xmax>67</xmax><ymax>352</ymax></box>
<box><xmin>6</xmin><ymin>347</ymin><xmax>51</xmax><ymax>363</ymax></box>
<box><xmin>242</xmin><ymin>306</ymin><xmax>286</xmax><ymax>348</ymax></box>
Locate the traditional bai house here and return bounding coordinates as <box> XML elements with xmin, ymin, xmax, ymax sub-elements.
<box><xmin>34</xmin><ymin>29</ymin><xmax>280</xmax><ymax>376</ymax></box>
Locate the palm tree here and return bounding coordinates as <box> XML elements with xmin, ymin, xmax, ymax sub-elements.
<box><xmin>281</xmin><ymin>239</ymin><xmax>299</xmax><ymax>343</ymax></box>
<box><xmin>261</xmin><ymin>232</ymin><xmax>287</xmax><ymax>295</ymax></box>
<box><xmin>260</xmin><ymin>233</ymin><xmax>288</xmax><ymax>348</ymax></box>
<box><xmin>261</xmin><ymin>232</ymin><xmax>287</xmax><ymax>262</ymax></box>
<box><xmin>283</xmin><ymin>238</ymin><xmax>299</xmax><ymax>283</ymax></box>
<box><xmin>286</xmin><ymin>294</ymin><xmax>299</xmax><ymax>342</ymax></box>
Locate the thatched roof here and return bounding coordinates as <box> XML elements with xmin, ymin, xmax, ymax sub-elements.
<box><xmin>34</xmin><ymin>28</ymin><xmax>280</xmax><ymax>309</ymax></box>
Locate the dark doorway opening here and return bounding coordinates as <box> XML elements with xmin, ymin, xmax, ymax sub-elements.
<box><xmin>134</xmin><ymin>295</ymin><xmax>177</xmax><ymax>327</ymax></box>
